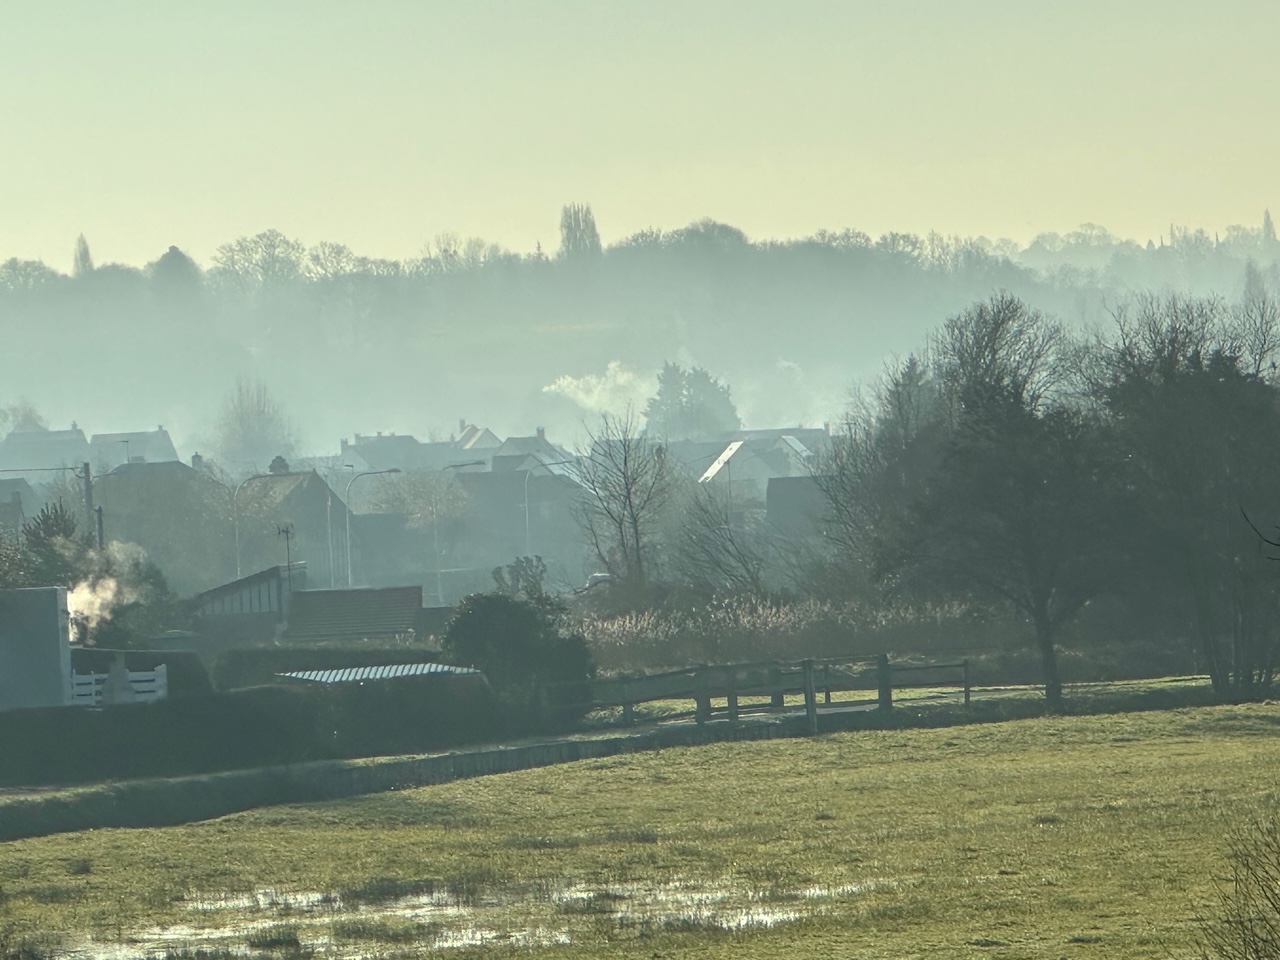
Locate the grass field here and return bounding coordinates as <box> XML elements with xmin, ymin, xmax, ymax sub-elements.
<box><xmin>3</xmin><ymin>699</ymin><xmax>1278</xmax><ymax>959</ymax></box>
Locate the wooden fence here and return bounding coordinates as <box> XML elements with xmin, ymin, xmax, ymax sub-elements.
<box><xmin>544</xmin><ymin>655</ymin><xmax>970</xmax><ymax>734</ymax></box>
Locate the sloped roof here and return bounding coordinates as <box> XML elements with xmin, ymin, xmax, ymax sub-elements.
<box><xmin>276</xmin><ymin>662</ymin><xmax>478</xmax><ymax>684</ymax></box>
<box><xmin>90</xmin><ymin>429</ymin><xmax>178</xmax><ymax>466</ymax></box>
<box><xmin>699</xmin><ymin>440</ymin><xmax>745</xmax><ymax>482</ymax></box>
<box><xmin>93</xmin><ymin>460</ymin><xmax>228</xmax><ymax>516</ymax></box>
<box><xmin>285</xmin><ymin>585</ymin><xmax>425</xmax><ymax>643</ymax></box>
<box><xmin>457</xmin><ymin>425</ymin><xmax>501</xmax><ymax>449</ymax></box>
<box><xmin>0</xmin><ymin>426</ymin><xmax>90</xmax><ymax>470</ymax></box>
<box><xmin>196</xmin><ymin>563</ymin><xmax>307</xmax><ymax>604</ymax></box>
<box><xmin>492</xmin><ymin>435</ymin><xmax>572</xmax><ymax>469</ymax></box>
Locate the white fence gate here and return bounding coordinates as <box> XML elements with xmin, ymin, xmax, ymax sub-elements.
<box><xmin>70</xmin><ymin>663</ymin><xmax>168</xmax><ymax>706</ymax></box>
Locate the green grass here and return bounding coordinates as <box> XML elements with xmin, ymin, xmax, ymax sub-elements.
<box><xmin>3</xmin><ymin>699</ymin><xmax>1277</xmax><ymax>957</ymax></box>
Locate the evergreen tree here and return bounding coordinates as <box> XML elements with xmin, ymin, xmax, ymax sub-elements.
<box><xmin>643</xmin><ymin>363</ymin><xmax>741</xmax><ymax>441</ymax></box>
<box><xmin>73</xmin><ymin>234</ymin><xmax>94</xmax><ymax>277</ymax></box>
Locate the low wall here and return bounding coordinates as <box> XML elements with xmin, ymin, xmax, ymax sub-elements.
<box><xmin>0</xmin><ymin>715</ymin><xmax>811</xmax><ymax>843</ymax></box>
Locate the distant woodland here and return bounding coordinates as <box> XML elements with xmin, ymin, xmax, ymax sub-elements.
<box><xmin>1</xmin><ymin>207</ymin><xmax>1277</xmax><ymax>451</ymax></box>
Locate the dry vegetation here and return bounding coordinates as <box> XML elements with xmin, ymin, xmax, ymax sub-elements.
<box><xmin>3</xmin><ymin>701</ymin><xmax>1279</xmax><ymax>957</ymax></box>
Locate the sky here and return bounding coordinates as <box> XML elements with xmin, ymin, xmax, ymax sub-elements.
<box><xmin>2</xmin><ymin>0</ymin><xmax>1278</xmax><ymax>270</ymax></box>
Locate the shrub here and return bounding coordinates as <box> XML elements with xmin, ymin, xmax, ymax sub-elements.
<box><xmin>1200</xmin><ymin>814</ymin><xmax>1280</xmax><ymax>959</ymax></box>
<box><xmin>443</xmin><ymin>592</ymin><xmax>594</xmax><ymax>722</ymax></box>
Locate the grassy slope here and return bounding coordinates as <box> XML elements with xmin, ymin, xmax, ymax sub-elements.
<box><xmin>4</xmin><ymin>702</ymin><xmax>1279</xmax><ymax>958</ymax></box>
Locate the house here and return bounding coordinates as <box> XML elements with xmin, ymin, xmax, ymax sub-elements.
<box><xmin>338</xmin><ymin>420</ymin><xmax>500</xmax><ymax>474</ymax></box>
<box><xmin>234</xmin><ymin>470</ymin><xmax>352</xmax><ymax>589</ymax></box>
<box><xmin>666</xmin><ymin>433</ymin><xmax>819</xmax><ymax>505</ymax></box>
<box><xmin>456</xmin><ymin>421</ymin><xmax>501</xmax><ymax>450</ymax></box>
<box><xmin>92</xmin><ymin>459</ymin><xmax>234</xmax><ymax>594</ymax></box>
<box><xmin>0</xmin><ymin>425</ymin><xmax>90</xmax><ymax>473</ymax></box>
<box><xmin>452</xmin><ymin>467</ymin><xmax>587</xmax><ymax>595</ymax></box>
<box><xmin>89</xmin><ymin>428</ymin><xmax>179</xmax><ymax>471</ymax></box>
<box><xmin>490</xmin><ymin>428</ymin><xmax>573</xmax><ymax>473</ymax></box>
<box><xmin>766</xmin><ymin>476</ymin><xmax>830</xmax><ymax>540</ymax></box>
<box><xmin>0</xmin><ymin>478</ymin><xmax>36</xmax><ymax>536</ymax></box>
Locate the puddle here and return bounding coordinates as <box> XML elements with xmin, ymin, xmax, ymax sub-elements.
<box><xmin>63</xmin><ymin>877</ymin><xmax>884</xmax><ymax>957</ymax></box>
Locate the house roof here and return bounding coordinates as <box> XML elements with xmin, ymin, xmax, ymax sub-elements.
<box><xmin>94</xmin><ymin>459</ymin><xmax>228</xmax><ymax>514</ymax></box>
<box><xmin>89</xmin><ymin>429</ymin><xmax>178</xmax><ymax>466</ymax></box>
<box><xmin>698</xmin><ymin>440</ymin><xmax>745</xmax><ymax>482</ymax></box>
<box><xmin>457</xmin><ymin>424</ymin><xmax>501</xmax><ymax>449</ymax></box>
<box><xmin>0</xmin><ymin>426</ymin><xmax>90</xmax><ymax>471</ymax></box>
<box><xmin>276</xmin><ymin>662</ymin><xmax>478</xmax><ymax>684</ymax></box>
<box><xmin>196</xmin><ymin>563</ymin><xmax>307</xmax><ymax>604</ymax></box>
<box><xmin>492</xmin><ymin>435</ymin><xmax>573</xmax><ymax>470</ymax></box>
<box><xmin>285</xmin><ymin>585</ymin><xmax>425</xmax><ymax>643</ymax></box>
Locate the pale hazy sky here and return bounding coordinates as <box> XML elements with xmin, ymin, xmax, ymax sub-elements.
<box><xmin>2</xmin><ymin>0</ymin><xmax>1277</xmax><ymax>270</ymax></box>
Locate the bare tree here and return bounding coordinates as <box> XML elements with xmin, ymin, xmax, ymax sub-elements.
<box><xmin>1239</xmin><ymin>261</ymin><xmax>1280</xmax><ymax>378</ymax></box>
<box><xmin>675</xmin><ymin>482</ymin><xmax>768</xmax><ymax>596</ymax></box>
<box><xmin>932</xmin><ymin>292</ymin><xmax>1066</xmax><ymax>416</ymax></box>
<box><xmin>558</xmin><ymin>203</ymin><xmax>602</xmax><ymax>261</ymax></box>
<box><xmin>368</xmin><ymin>469</ymin><xmax>470</xmax><ymax>530</ymax></box>
<box><xmin>213</xmin><ymin>377</ymin><xmax>297</xmax><ymax>472</ymax></box>
<box><xmin>576</xmin><ymin>410</ymin><xmax>675</xmax><ymax>589</ymax></box>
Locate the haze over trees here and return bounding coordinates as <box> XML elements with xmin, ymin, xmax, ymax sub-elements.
<box><xmin>1</xmin><ymin>208</ymin><xmax>1277</xmax><ymax>449</ymax></box>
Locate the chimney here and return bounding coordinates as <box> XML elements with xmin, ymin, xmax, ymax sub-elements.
<box><xmin>536</xmin><ymin>426</ymin><xmax>546</xmax><ymax>441</ymax></box>
<box><xmin>459</xmin><ymin>418</ymin><xmax>466</xmax><ymax>434</ymax></box>
<box><xmin>191</xmin><ymin>452</ymin><xmax>204</xmax><ymax>470</ymax></box>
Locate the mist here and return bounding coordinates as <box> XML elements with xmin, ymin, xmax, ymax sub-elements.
<box><xmin>3</xmin><ymin>213</ymin><xmax>1277</xmax><ymax>459</ymax></box>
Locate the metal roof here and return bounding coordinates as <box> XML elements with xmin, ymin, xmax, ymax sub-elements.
<box><xmin>779</xmin><ymin>435</ymin><xmax>812</xmax><ymax>458</ymax></box>
<box><xmin>276</xmin><ymin>662</ymin><xmax>480</xmax><ymax>684</ymax></box>
<box><xmin>698</xmin><ymin>440</ymin><xmax>744</xmax><ymax>482</ymax></box>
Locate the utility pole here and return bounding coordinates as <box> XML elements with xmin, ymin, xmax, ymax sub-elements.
<box><xmin>278</xmin><ymin>524</ymin><xmax>295</xmax><ymax>593</ymax></box>
<box><xmin>81</xmin><ymin>462</ymin><xmax>93</xmax><ymax>534</ymax></box>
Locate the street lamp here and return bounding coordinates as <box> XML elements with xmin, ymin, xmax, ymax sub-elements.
<box><xmin>433</xmin><ymin>460</ymin><xmax>485</xmax><ymax>605</ymax></box>
<box><xmin>524</xmin><ymin>458</ymin><xmax>576</xmax><ymax>558</ymax></box>
<box><xmin>344</xmin><ymin>467</ymin><xmax>401</xmax><ymax>587</ymax></box>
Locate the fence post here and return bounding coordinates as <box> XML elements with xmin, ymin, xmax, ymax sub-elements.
<box><xmin>962</xmin><ymin>659</ymin><xmax>971</xmax><ymax>706</ymax></box>
<box><xmin>877</xmin><ymin>654</ymin><xmax>893</xmax><ymax>711</ymax></box>
<box><xmin>769</xmin><ymin>665</ymin><xmax>784</xmax><ymax>708</ymax></box>
<box><xmin>802</xmin><ymin>658</ymin><xmax>818</xmax><ymax>735</ymax></box>
<box><xmin>727</xmin><ymin>668</ymin><xmax>739</xmax><ymax>724</ymax></box>
<box><xmin>622</xmin><ymin>679</ymin><xmax>634</xmax><ymax>725</ymax></box>
<box><xmin>823</xmin><ymin>663</ymin><xmax>832</xmax><ymax>704</ymax></box>
<box><xmin>695</xmin><ymin>665</ymin><xmax>711</xmax><ymax>725</ymax></box>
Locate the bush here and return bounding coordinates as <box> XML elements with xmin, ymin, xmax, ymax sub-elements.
<box><xmin>1200</xmin><ymin>814</ymin><xmax>1280</xmax><ymax>959</ymax></box>
<box><xmin>444</xmin><ymin>592</ymin><xmax>594</xmax><ymax>723</ymax></box>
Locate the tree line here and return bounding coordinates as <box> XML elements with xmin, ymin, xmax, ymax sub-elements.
<box><xmin>2</xmin><ymin>207</ymin><xmax>1277</xmax><ymax>447</ymax></box>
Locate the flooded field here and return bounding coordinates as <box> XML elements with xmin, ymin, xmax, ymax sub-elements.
<box><xmin>58</xmin><ymin>878</ymin><xmax>886</xmax><ymax>957</ymax></box>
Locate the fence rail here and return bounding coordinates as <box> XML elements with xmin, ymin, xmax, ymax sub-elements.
<box><xmin>542</xmin><ymin>655</ymin><xmax>970</xmax><ymax>733</ymax></box>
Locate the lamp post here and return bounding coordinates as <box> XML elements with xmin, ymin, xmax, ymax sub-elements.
<box><xmin>344</xmin><ymin>467</ymin><xmax>401</xmax><ymax>588</ymax></box>
<box><xmin>433</xmin><ymin>460</ymin><xmax>485</xmax><ymax>605</ymax></box>
<box><xmin>524</xmin><ymin>458</ymin><xmax>576</xmax><ymax>559</ymax></box>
